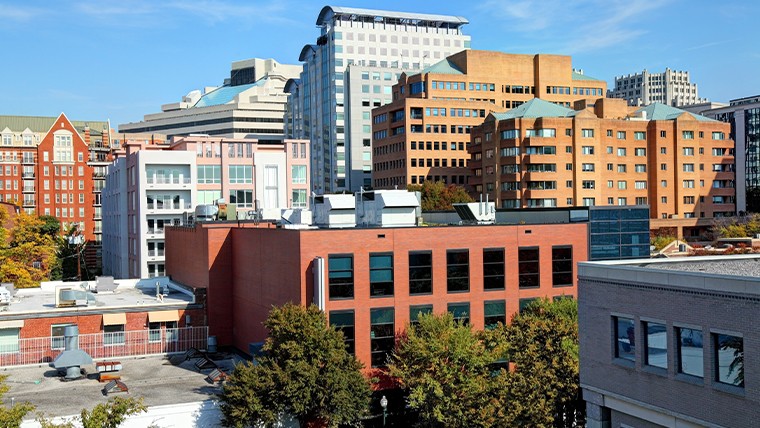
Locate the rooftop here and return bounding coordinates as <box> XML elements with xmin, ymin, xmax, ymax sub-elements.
<box><xmin>571</xmin><ymin>71</ymin><xmax>603</xmax><ymax>81</ymax></box>
<box><xmin>5</xmin><ymin>354</ymin><xmax>238</xmax><ymax>419</ymax></box>
<box><xmin>492</xmin><ymin>98</ymin><xmax>576</xmax><ymax>120</ymax></box>
<box><xmin>193</xmin><ymin>80</ymin><xmax>266</xmax><ymax>108</ymax></box>
<box><xmin>408</xmin><ymin>58</ymin><xmax>464</xmax><ymax>76</ymax></box>
<box><xmin>635</xmin><ymin>103</ymin><xmax>716</xmax><ymax>122</ymax></box>
<box><xmin>0</xmin><ymin>115</ymin><xmax>109</xmax><ymax>134</ymax></box>
<box><xmin>0</xmin><ymin>277</ymin><xmax>195</xmax><ymax>319</ymax></box>
<box><xmin>317</xmin><ymin>6</ymin><xmax>468</xmax><ymax>27</ymax></box>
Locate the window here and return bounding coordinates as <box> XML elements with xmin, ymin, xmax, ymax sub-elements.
<box><xmin>518</xmin><ymin>247</ymin><xmax>540</xmax><ymax>288</ymax></box>
<box><xmin>328</xmin><ymin>255</ymin><xmax>353</xmax><ymax>299</ymax></box>
<box><xmin>409</xmin><ymin>251</ymin><xmax>432</xmax><ymax>295</ymax></box>
<box><xmin>634</xmin><ymin>131</ymin><xmax>646</xmax><ymax>140</ymax></box>
<box><xmin>53</xmin><ymin>132</ymin><xmax>73</xmax><ymax>162</ymax></box>
<box><xmin>683</xmin><ymin>164</ymin><xmax>695</xmax><ymax>172</ymax></box>
<box><xmin>446</xmin><ymin>250</ymin><xmax>469</xmax><ymax>292</ymax></box>
<box><xmin>634</xmin><ymin>148</ymin><xmax>646</xmax><ymax>156</ymax></box>
<box><xmin>617</xmin><ymin>181</ymin><xmax>627</xmax><ymax>190</ymax></box>
<box><xmin>447</xmin><ymin>302</ymin><xmax>470</xmax><ymax>325</ymax></box>
<box><xmin>229</xmin><ymin>189</ymin><xmax>253</xmax><ymax>208</ymax></box>
<box><xmin>677</xmin><ymin>327</ymin><xmax>703</xmax><ymax>378</ymax></box>
<box><xmin>712</xmin><ymin>132</ymin><xmax>725</xmax><ymax>140</ymax></box>
<box><xmin>0</xmin><ymin>328</ymin><xmax>19</xmax><ymax>353</ymax></box>
<box><xmin>484</xmin><ymin>300</ymin><xmax>506</xmax><ymax>330</ymax></box>
<box><xmin>291</xmin><ymin>165</ymin><xmax>307</xmax><ymax>184</ymax></box>
<box><xmin>682</xmin><ymin>130</ymin><xmax>694</xmax><ymax>139</ymax></box>
<box><xmin>519</xmin><ymin>298</ymin><xmax>538</xmax><ymax>313</ymax></box>
<box><xmin>617</xmin><ymin>165</ymin><xmax>627</xmax><ymax>173</ymax></box>
<box><xmin>483</xmin><ymin>248</ymin><xmax>505</xmax><ymax>290</ymax></box>
<box><xmin>552</xmin><ymin>246</ymin><xmax>572</xmax><ymax>287</ymax></box>
<box><xmin>617</xmin><ymin>131</ymin><xmax>626</xmax><ymax>140</ymax></box>
<box><xmin>714</xmin><ymin>333</ymin><xmax>743</xmax><ymax>387</ymax></box>
<box><xmin>644</xmin><ymin>322</ymin><xmax>667</xmax><ymax>369</ymax></box>
<box><xmin>51</xmin><ymin>323</ymin><xmax>75</xmax><ymax>350</ymax></box>
<box><xmin>683</xmin><ymin>147</ymin><xmax>694</xmax><ymax>156</ymax></box>
<box><xmin>582</xmin><ymin>163</ymin><xmax>595</xmax><ymax>172</ymax></box>
<box><xmin>683</xmin><ymin>180</ymin><xmax>695</xmax><ymax>188</ymax></box>
<box><xmin>104</xmin><ymin>324</ymin><xmax>125</xmax><ymax>346</ymax></box>
<box><xmin>583</xmin><ymin>198</ymin><xmax>595</xmax><ymax>206</ymax></box>
<box><xmin>582</xmin><ymin>180</ymin><xmax>595</xmax><ymax>189</ymax></box>
<box><xmin>228</xmin><ymin>165</ymin><xmax>252</xmax><ymax>184</ymax></box>
<box><xmin>581</xmin><ymin>129</ymin><xmax>594</xmax><ymax>138</ymax></box>
<box><xmin>330</xmin><ymin>311</ymin><xmax>355</xmax><ymax>354</ymax></box>
<box><xmin>635</xmin><ymin>164</ymin><xmax>646</xmax><ymax>173</ymax></box>
<box><xmin>149</xmin><ymin>321</ymin><xmax>178</xmax><ymax>342</ymax></box>
<box><xmin>197</xmin><ymin>165</ymin><xmax>220</xmax><ymax>184</ymax></box>
<box><xmin>617</xmin><ymin>148</ymin><xmax>626</xmax><ymax>156</ymax></box>
<box><xmin>582</xmin><ymin>146</ymin><xmax>595</xmax><ymax>155</ymax></box>
<box><xmin>370</xmin><ymin>308</ymin><xmax>394</xmax><ymax>367</ymax></box>
<box><xmin>292</xmin><ymin>190</ymin><xmax>307</xmax><ymax>208</ymax></box>
<box><xmin>369</xmin><ymin>253</ymin><xmax>394</xmax><ymax>297</ymax></box>
<box><xmin>614</xmin><ymin>317</ymin><xmax>636</xmax><ymax>362</ymax></box>
<box><xmin>409</xmin><ymin>305</ymin><xmax>433</xmax><ymax>328</ymax></box>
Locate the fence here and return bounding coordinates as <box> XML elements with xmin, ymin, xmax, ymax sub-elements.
<box><xmin>0</xmin><ymin>326</ymin><xmax>208</xmax><ymax>367</ymax></box>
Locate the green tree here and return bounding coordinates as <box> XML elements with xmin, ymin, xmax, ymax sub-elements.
<box><xmin>0</xmin><ymin>211</ymin><xmax>59</xmax><ymax>288</ymax></box>
<box><xmin>219</xmin><ymin>304</ymin><xmax>371</xmax><ymax>428</ymax></box>
<box><xmin>389</xmin><ymin>312</ymin><xmax>504</xmax><ymax>427</ymax></box>
<box><xmin>502</xmin><ymin>298</ymin><xmax>584</xmax><ymax>427</ymax></box>
<box><xmin>0</xmin><ymin>374</ymin><xmax>35</xmax><ymax>427</ymax></box>
<box><xmin>407</xmin><ymin>181</ymin><xmax>473</xmax><ymax>211</ymax></box>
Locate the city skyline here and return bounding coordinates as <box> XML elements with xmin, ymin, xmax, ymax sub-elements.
<box><xmin>2</xmin><ymin>0</ymin><xmax>756</xmax><ymax>126</ymax></box>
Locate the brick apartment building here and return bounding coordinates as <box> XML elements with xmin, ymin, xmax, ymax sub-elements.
<box><xmin>164</xmin><ymin>202</ymin><xmax>588</xmax><ymax>370</ymax></box>
<box><xmin>371</xmin><ymin>50</ymin><xmax>607</xmax><ymax>189</ymax></box>
<box><xmin>0</xmin><ymin>114</ymin><xmax>113</xmax><ymax>271</ymax></box>
<box><xmin>468</xmin><ymin>97</ymin><xmax>735</xmax><ymax>237</ymax></box>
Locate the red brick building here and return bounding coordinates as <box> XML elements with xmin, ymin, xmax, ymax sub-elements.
<box><xmin>165</xmin><ymin>219</ymin><xmax>587</xmax><ymax>369</ymax></box>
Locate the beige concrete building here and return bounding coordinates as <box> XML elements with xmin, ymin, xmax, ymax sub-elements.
<box><xmin>371</xmin><ymin>50</ymin><xmax>607</xmax><ymax>189</ymax></box>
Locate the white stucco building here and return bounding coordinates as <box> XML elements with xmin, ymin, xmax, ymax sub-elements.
<box><xmin>609</xmin><ymin>68</ymin><xmax>708</xmax><ymax>107</ymax></box>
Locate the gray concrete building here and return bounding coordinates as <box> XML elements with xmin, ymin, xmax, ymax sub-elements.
<box><xmin>579</xmin><ymin>255</ymin><xmax>760</xmax><ymax>428</ymax></box>
<box><xmin>609</xmin><ymin>68</ymin><xmax>708</xmax><ymax>107</ymax></box>
<box><xmin>290</xmin><ymin>6</ymin><xmax>471</xmax><ymax>193</ymax></box>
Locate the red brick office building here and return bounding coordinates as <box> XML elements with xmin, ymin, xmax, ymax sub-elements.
<box><xmin>165</xmin><ymin>220</ymin><xmax>587</xmax><ymax>369</ymax></box>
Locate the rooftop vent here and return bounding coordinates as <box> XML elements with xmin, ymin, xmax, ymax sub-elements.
<box><xmin>453</xmin><ymin>200</ymin><xmax>496</xmax><ymax>224</ymax></box>
<box><xmin>51</xmin><ymin>325</ymin><xmax>93</xmax><ymax>380</ymax></box>
<box><xmin>55</xmin><ymin>285</ymin><xmax>97</xmax><ymax>308</ymax></box>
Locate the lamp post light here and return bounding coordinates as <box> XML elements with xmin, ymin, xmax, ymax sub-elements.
<box><xmin>380</xmin><ymin>395</ymin><xmax>388</xmax><ymax>427</ymax></box>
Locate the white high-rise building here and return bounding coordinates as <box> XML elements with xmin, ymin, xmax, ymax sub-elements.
<box><xmin>290</xmin><ymin>6</ymin><xmax>470</xmax><ymax>193</ymax></box>
<box><xmin>609</xmin><ymin>68</ymin><xmax>708</xmax><ymax>107</ymax></box>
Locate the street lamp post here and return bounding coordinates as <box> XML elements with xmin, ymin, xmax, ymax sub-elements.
<box><xmin>380</xmin><ymin>395</ymin><xmax>388</xmax><ymax>427</ymax></box>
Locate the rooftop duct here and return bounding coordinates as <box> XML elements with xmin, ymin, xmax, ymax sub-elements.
<box><xmin>51</xmin><ymin>325</ymin><xmax>93</xmax><ymax>380</ymax></box>
<box><xmin>453</xmin><ymin>199</ymin><xmax>496</xmax><ymax>224</ymax></box>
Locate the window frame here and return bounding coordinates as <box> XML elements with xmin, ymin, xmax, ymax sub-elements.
<box><xmin>369</xmin><ymin>252</ymin><xmax>394</xmax><ymax>297</ymax></box>
<box><xmin>328</xmin><ymin>254</ymin><xmax>354</xmax><ymax>300</ymax></box>
<box><xmin>518</xmin><ymin>247</ymin><xmax>540</xmax><ymax>289</ymax></box>
<box><xmin>483</xmin><ymin>248</ymin><xmax>505</xmax><ymax>290</ymax></box>
<box><xmin>408</xmin><ymin>251</ymin><xmax>433</xmax><ymax>295</ymax></box>
<box><xmin>551</xmin><ymin>246</ymin><xmax>573</xmax><ymax>287</ymax></box>
<box><xmin>446</xmin><ymin>249</ymin><xmax>470</xmax><ymax>293</ymax></box>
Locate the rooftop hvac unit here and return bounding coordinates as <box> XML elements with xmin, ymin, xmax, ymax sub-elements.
<box><xmin>51</xmin><ymin>325</ymin><xmax>93</xmax><ymax>380</ymax></box>
<box><xmin>453</xmin><ymin>201</ymin><xmax>496</xmax><ymax>224</ymax></box>
<box><xmin>55</xmin><ymin>285</ymin><xmax>97</xmax><ymax>308</ymax></box>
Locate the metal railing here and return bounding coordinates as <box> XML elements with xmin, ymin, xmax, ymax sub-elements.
<box><xmin>0</xmin><ymin>326</ymin><xmax>208</xmax><ymax>367</ymax></box>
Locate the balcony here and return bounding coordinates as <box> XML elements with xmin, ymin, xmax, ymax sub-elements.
<box><xmin>146</xmin><ymin>202</ymin><xmax>191</xmax><ymax>211</ymax></box>
<box><xmin>21</xmin><ymin>157</ymin><xmax>35</xmax><ymax>165</ymax></box>
<box><xmin>22</xmin><ymin>172</ymin><xmax>34</xmax><ymax>179</ymax></box>
<box><xmin>22</xmin><ymin>200</ymin><xmax>35</xmax><ymax>207</ymax></box>
<box><xmin>146</xmin><ymin>176</ymin><xmax>191</xmax><ymax>185</ymax></box>
<box><xmin>22</xmin><ymin>187</ymin><xmax>35</xmax><ymax>193</ymax></box>
<box><xmin>147</xmin><ymin>249</ymin><xmax>165</xmax><ymax>257</ymax></box>
<box><xmin>147</xmin><ymin>228</ymin><xmax>165</xmax><ymax>235</ymax></box>
<box><xmin>89</xmin><ymin>143</ymin><xmax>110</xmax><ymax>152</ymax></box>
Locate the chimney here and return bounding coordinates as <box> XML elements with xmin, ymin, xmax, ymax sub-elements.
<box><xmin>84</xmin><ymin>126</ymin><xmax>91</xmax><ymax>145</ymax></box>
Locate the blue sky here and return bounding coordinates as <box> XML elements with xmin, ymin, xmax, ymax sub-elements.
<box><xmin>1</xmin><ymin>0</ymin><xmax>757</xmax><ymax>127</ymax></box>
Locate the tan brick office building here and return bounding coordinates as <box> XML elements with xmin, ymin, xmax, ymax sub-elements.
<box><xmin>371</xmin><ymin>50</ymin><xmax>606</xmax><ymax>189</ymax></box>
<box><xmin>468</xmin><ymin>97</ymin><xmax>735</xmax><ymax>236</ymax></box>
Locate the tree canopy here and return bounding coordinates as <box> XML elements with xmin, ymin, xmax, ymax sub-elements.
<box><xmin>407</xmin><ymin>181</ymin><xmax>473</xmax><ymax>211</ymax></box>
<box><xmin>0</xmin><ymin>374</ymin><xmax>34</xmax><ymax>428</ymax></box>
<box><xmin>390</xmin><ymin>299</ymin><xmax>583</xmax><ymax>427</ymax></box>
<box><xmin>219</xmin><ymin>304</ymin><xmax>371</xmax><ymax>428</ymax></box>
<box><xmin>0</xmin><ymin>210</ymin><xmax>58</xmax><ymax>288</ymax></box>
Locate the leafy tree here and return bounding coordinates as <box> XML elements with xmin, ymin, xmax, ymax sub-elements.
<box><xmin>407</xmin><ymin>181</ymin><xmax>473</xmax><ymax>211</ymax></box>
<box><xmin>0</xmin><ymin>374</ymin><xmax>35</xmax><ymax>427</ymax></box>
<box><xmin>502</xmin><ymin>298</ymin><xmax>584</xmax><ymax>427</ymax></box>
<box><xmin>219</xmin><ymin>304</ymin><xmax>370</xmax><ymax>428</ymax></box>
<box><xmin>0</xmin><ymin>211</ymin><xmax>59</xmax><ymax>288</ymax></box>
<box><xmin>37</xmin><ymin>397</ymin><xmax>147</xmax><ymax>428</ymax></box>
<box><xmin>38</xmin><ymin>215</ymin><xmax>62</xmax><ymax>238</ymax></box>
<box><xmin>389</xmin><ymin>312</ymin><xmax>504</xmax><ymax>427</ymax></box>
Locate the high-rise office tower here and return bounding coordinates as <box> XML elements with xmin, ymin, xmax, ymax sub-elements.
<box><xmin>290</xmin><ymin>6</ymin><xmax>470</xmax><ymax>193</ymax></box>
<box><xmin>609</xmin><ymin>68</ymin><xmax>708</xmax><ymax>107</ymax></box>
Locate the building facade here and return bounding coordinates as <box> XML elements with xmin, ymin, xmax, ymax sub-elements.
<box><xmin>291</xmin><ymin>6</ymin><xmax>471</xmax><ymax>193</ymax></box>
<box><xmin>371</xmin><ymin>50</ymin><xmax>607</xmax><ymax>189</ymax></box>
<box><xmin>102</xmin><ymin>135</ymin><xmax>310</xmax><ymax>279</ymax></box>
<box><xmin>609</xmin><ymin>68</ymin><xmax>708</xmax><ymax>107</ymax></box>
<box><xmin>468</xmin><ymin>98</ymin><xmax>735</xmax><ymax>236</ymax></box>
<box><xmin>684</xmin><ymin>95</ymin><xmax>760</xmax><ymax>213</ymax></box>
<box><xmin>119</xmin><ymin>58</ymin><xmax>301</xmax><ymax>141</ymax></box>
<box><xmin>579</xmin><ymin>256</ymin><xmax>760</xmax><ymax>428</ymax></box>
<box><xmin>0</xmin><ymin>114</ymin><xmax>111</xmax><ymax>272</ymax></box>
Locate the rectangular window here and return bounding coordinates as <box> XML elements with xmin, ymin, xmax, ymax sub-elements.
<box><xmin>644</xmin><ymin>322</ymin><xmax>667</xmax><ymax>370</ymax></box>
<box><xmin>634</xmin><ymin>148</ymin><xmax>646</xmax><ymax>156</ymax></box>
<box><xmin>581</xmin><ymin>129</ymin><xmax>594</xmax><ymax>138</ymax></box>
<box><xmin>0</xmin><ymin>328</ymin><xmax>19</xmax><ymax>354</ymax></box>
<box><xmin>617</xmin><ymin>131</ymin><xmax>626</xmax><ymax>140</ymax></box>
<box><xmin>483</xmin><ymin>248</ymin><xmax>505</xmax><ymax>290</ymax></box>
<box><xmin>410</xmin><ymin>305</ymin><xmax>433</xmax><ymax>327</ymax></box>
<box><xmin>552</xmin><ymin>246</ymin><xmax>572</xmax><ymax>287</ymax></box>
<box><xmin>197</xmin><ymin>165</ymin><xmax>220</xmax><ymax>184</ymax></box>
<box><xmin>291</xmin><ymin>165</ymin><xmax>307</xmax><ymax>184</ymax></box>
<box><xmin>408</xmin><ymin>251</ymin><xmax>432</xmax><ymax>295</ymax></box>
<box><xmin>519</xmin><ymin>298</ymin><xmax>538</xmax><ymax>313</ymax></box>
<box><xmin>518</xmin><ymin>247</ymin><xmax>540</xmax><ymax>289</ymax></box>
<box><xmin>369</xmin><ymin>253</ymin><xmax>394</xmax><ymax>297</ymax></box>
<box><xmin>328</xmin><ymin>255</ymin><xmax>353</xmax><ymax>299</ymax></box>
<box><xmin>228</xmin><ymin>165</ymin><xmax>252</xmax><ymax>184</ymax></box>
<box><xmin>447</xmin><ymin>302</ymin><xmax>470</xmax><ymax>325</ymax></box>
<box><xmin>682</xmin><ymin>131</ymin><xmax>694</xmax><ymax>139</ymax></box>
<box><xmin>617</xmin><ymin>148</ymin><xmax>627</xmax><ymax>156</ymax></box>
<box><xmin>104</xmin><ymin>324</ymin><xmax>125</xmax><ymax>346</ymax></box>
<box><xmin>329</xmin><ymin>311</ymin><xmax>355</xmax><ymax>354</ymax></box>
<box><xmin>677</xmin><ymin>327</ymin><xmax>703</xmax><ymax>378</ymax></box>
<box><xmin>634</xmin><ymin>131</ymin><xmax>646</xmax><ymax>140</ymax></box>
<box><xmin>446</xmin><ymin>250</ymin><xmax>469</xmax><ymax>293</ymax></box>
<box><xmin>370</xmin><ymin>308</ymin><xmax>394</xmax><ymax>368</ymax></box>
<box><xmin>484</xmin><ymin>300</ymin><xmax>506</xmax><ymax>330</ymax></box>
<box><xmin>683</xmin><ymin>147</ymin><xmax>694</xmax><ymax>156</ymax></box>
<box><xmin>714</xmin><ymin>333</ymin><xmax>744</xmax><ymax>387</ymax></box>
<box><xmin>51</xmin><ymin>323</ymin><xmax>75</xmax><ymax>350</ymax></box>
<box><xmin>614</xmin><ymin>317</ymin><xmax>636</xmax><ymax>362</ymax></box>
<box><xmin>229</xmin><ymin>189</ymin><xmax>254</xmax><ymax>208</ymax></box>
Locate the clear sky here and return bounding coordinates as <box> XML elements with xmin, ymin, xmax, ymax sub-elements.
<box><xmin>1</xmin><ymin>0</ymin><xmax>757</xmax><ymax>128</ymax></box>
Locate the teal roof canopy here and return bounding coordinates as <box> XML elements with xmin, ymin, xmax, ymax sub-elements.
<box><xmin>571</xmin><ymin>71</ymin><xmax>603</xmax><ymax>81</ymax></box>
<box><xmin>194</xmin><ymin>80</ymin><xmax>266</xmax><ymax>108</ymax></box>
<box><xmin>408</xmin><ymin>58</ymin><xmax>464</xmax><ymax>77</ymax></box>
<box><xmin>492</xmin><ymin>98</ymin><xmax>575</xmax><ymax>120</ymax></box>
<box><xmin>635</xmin><ymin>103</ymin><xmax>716</xmax><ymax>122</ymax></box>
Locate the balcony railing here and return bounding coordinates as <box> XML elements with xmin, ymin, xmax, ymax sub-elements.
<box><xmin>147</xmin><ymin>250</ymin><xmax>165</xmax><ymax>257</ymax></box>
<box><xmin>0</xmin><ymin>327</ymin><xmax>208</xmax><ymax>368</ymax></box>
<box><xmin>147</xmin><ymin>228</ymin><xmax>165</xmax><ymax>235</ymax></box>
<box><xmin>22</xmin><ymin>172</ymin><xmax>34</xmax><ymax>178</ymax></box>
<box><xmin>147</xmin><ymin>176</ymin><xmax>191</xmax><ymax>185</ymax></box>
